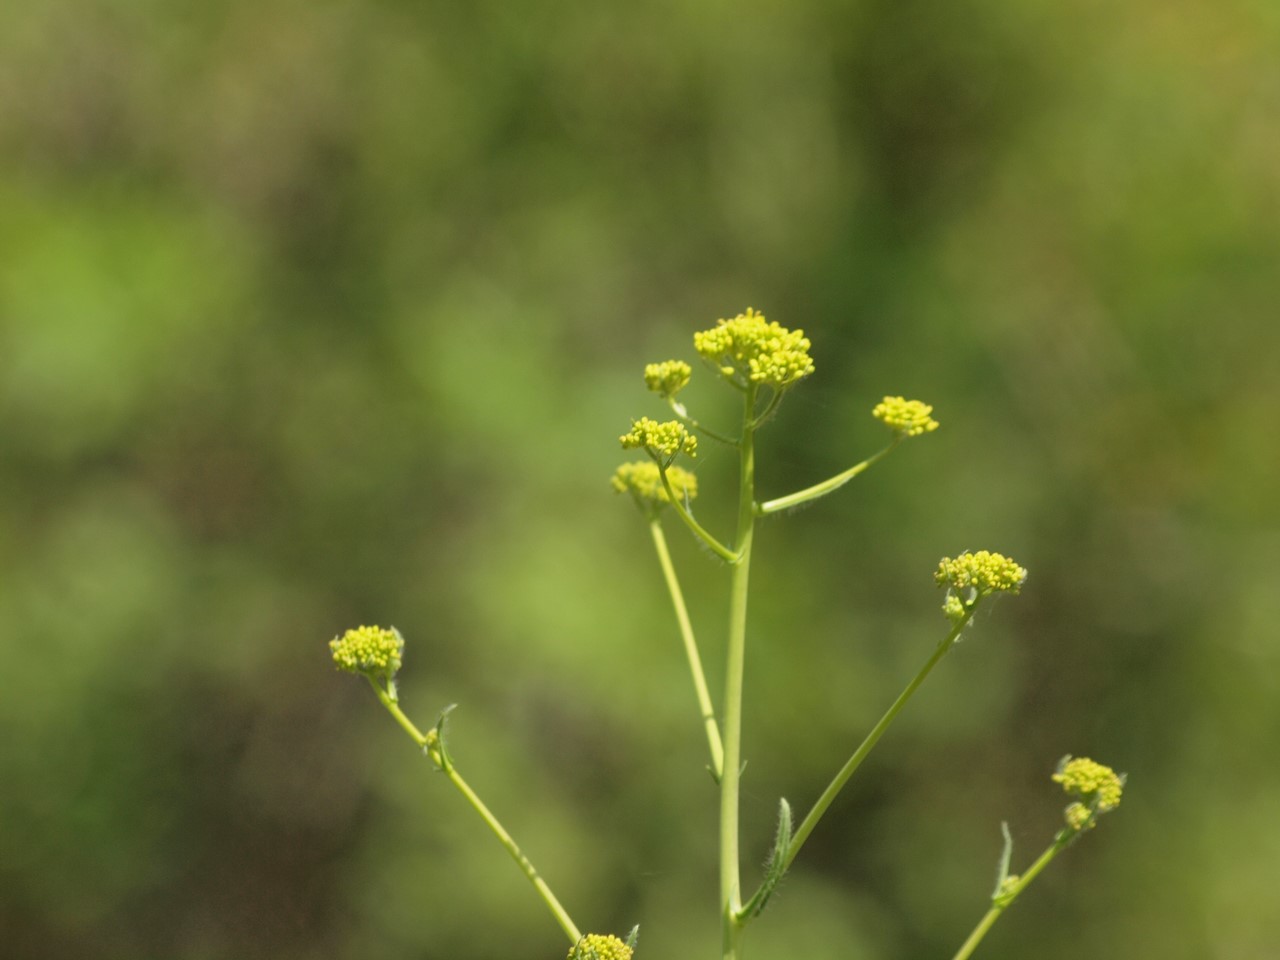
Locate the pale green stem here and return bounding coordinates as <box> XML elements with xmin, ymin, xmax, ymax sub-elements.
<box><xmin>649</xmin><ymin>518</ymin><xmax>725</xmax><ymax>779</ymax></box>
<box><xmin>756</xmin><ymin>440</ymin><xmax>899</xmax><ymax>516</ymax></box>
<box><xmin>950</xmin><ymin>836</ymin><xmax>1069</xmax><ymax>960</ymax></box>
<box><xmin>785</xmin><ymin>616</ymin><xmax>969</xmax><ymax>870</ymax></box>
<box><xmin>721</xmin><ymin>386</ymin><xmax>758</xmax><ymax>960</ymax></box>
<box><xmin>656</xmin><ymin>458</ymin><xmax>740</xmax><ymax>563</ymax></box>
<box><xmin>368</xmin><ymin>680</ymin><xmax>583</xmax><ymax>946</ymax></box>
<box><xmin>669</xmin><ymin>397</ymin><xmax>738</xmax><ymax>446</ymax></box>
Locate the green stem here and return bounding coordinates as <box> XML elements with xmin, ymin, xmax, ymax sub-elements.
<box><xmin>756</xmin><ymin>441</ymin><xmax>899</xmax><ymax>516</ymax></box>
<box><xmin>669</xmin><ymin>397</ymin><xmax>739</xmax><ymax>446</ymax></box>
<box><xmin>368</xmin><ymin>680</ymin><xmax>583</xmax><ymax>946</ymax></box>
<box><xmin>657</xmin><ymin>459</ymin><xmax>740</xmax><ymax>563</ymax></box>
<box><xmin>649</xmin><ymin>518</ymin><xmax>725</xmax><ymax>779</ymax></box>
<box><xmin>785</xmin><ymin>617</ymin><xmax>968</xmax><ymax>870</ymax></box>
<box><xmin>721</xmin><ymin>387</ymin><xmax>758</xmax><ymax>960</ymax></box>
<box><xmin>950</xmin><ymin>837</ymin><xmax>1068</xmax><ymax>960</ymax></box>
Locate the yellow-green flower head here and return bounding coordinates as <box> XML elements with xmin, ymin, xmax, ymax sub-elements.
<box><xmin>330</xmin><ymin>625</ymin><xmax>404</xmax><ymax>679</ymax></box>
<box><xmin>644</xmin><ymin>359</ymin><xmax>692</xmax><ymax>398</ymax></box>
<box><xmin>872</xmin><ymin>396</ymin><xmax>940</xmax><ymax>437</ymax></box>
<box><xmin>569</xmin><ymin>934</ymin><xmax>633</xmax><ymax>960</ymax></box>
<box><xmin>693</xmin><ymin>307</ymin><xmax>815</xmax><ymax>390</ymax></box>
<box><xmin>1064</xmin><ymin>801</ymin><xmax>1096</xmax><ymax>832</ymax></box>
<box><xmin>620</xmin><ymin>417</ymin><xmax>698</xmax><ymax>460</ymax></box>
<box><xmin>935</xmin><ymin>551</ymin><xmax>1027</xmax><ymax>597</ymax></box>
<box><xmin>1053</xmin><ymin>756</ymin><xmax>1124</xmax><ymax>812</ymax></box>
<box><xmin>612</xmin><ymin>461</ymin><xmax>698</xmax><ymax>506</ymax></box>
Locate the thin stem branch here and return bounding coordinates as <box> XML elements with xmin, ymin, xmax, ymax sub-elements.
<box><xmin>757</xmin><ymin>440</ymin><xmax>899</xmax><ymax>516</ymax></box>
<box><xmin>950</xmin><ymin>837</ymin><xmax>1069</xmax><ymax>960</ymax></box>
<box><xmin>656</xmin><ymin>459</ymin><xmax>740</xmax><ymax>563</ymax></box>
<box><xmin>785</xmin><ymin>617</ymin><xmax>968</xmax><ymax>870</ymax></box>
<box><xmin>368</xmin><ymin>680</ymin><xmax>582</xmax><ymax>946</ymax></box>
<box><xmin>649</xmin><ymin>518</ymin><xmax>725</xmax><ymax>780</ymax></box>
<box><xmin>669</xmin><ymin>398</ymin><xmax>738</xmax><ymax>446</ymax></box>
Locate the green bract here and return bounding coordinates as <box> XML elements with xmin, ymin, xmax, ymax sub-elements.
<box><xmin>693</xmin><ymin>307</ymin><xmax>814</xmax><ymax>390</ymax></box>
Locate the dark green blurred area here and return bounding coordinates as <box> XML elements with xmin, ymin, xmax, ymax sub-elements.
<box><xmin>2</xmin><ymin>0</ymin><xmax>1277</xmax><ymax>957</ymax></box>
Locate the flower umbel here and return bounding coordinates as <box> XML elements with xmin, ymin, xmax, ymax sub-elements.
<box><xmin>1054</xmin><ymin>756</ymin><xmax>1124</xmax><ymax>828</ymax></box>
<box><xmin>330</xmin><ymin>625</ymin><xmax>404</xmax><ymax>680</ymax></box>
<box><xmin>612</xmin><ymin>461</ymin><xmax>697</xmax><ymax>507</ymax></box>
<box><xmin>693</xmin><ymin>307</ymin><xmax>814</xmax><ymax>390</ymax></box>
<box><xmin>872</xmin><ymin>396</ymin><xmax>940</xmax><ymax>437</ymax></box>
<box><xmin>569</xmin><ymin>934</ymin><xmax>634</xmax><ymax>960</ymax></box>
<box><xmin>644</xmin><ymin>360</ymin><xmax>692</xmax><ymax>398</ymax></box>
<box><xmin>620</xmin><ymin>417</ymin><xmax>698</xmax><ymax>461</ymax></box>
<box><xmin>935</xmin><ymin>551</ymin><xmax>1027</xmax><ymax>598</ymax></box>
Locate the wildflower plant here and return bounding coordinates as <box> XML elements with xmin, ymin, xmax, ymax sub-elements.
<box><xmin>328</xmin><ymin>308</ymin><xmax>1124</xmax><ymax>959</ymax></box>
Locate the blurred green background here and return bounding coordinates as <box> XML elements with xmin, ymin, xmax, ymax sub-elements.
<box><xmin>2</xmin><ymin>1</ymin><xmax>1277</xmax><ymax>958</ymax></box>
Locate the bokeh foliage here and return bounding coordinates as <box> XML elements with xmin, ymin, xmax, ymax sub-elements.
<box><xmin>2</xmin><ymin>0</ymin><xmax>1278</xmax><ymax>958</ymax></box>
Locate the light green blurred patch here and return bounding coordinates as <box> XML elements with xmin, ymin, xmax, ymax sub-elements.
<box><xmin>0</xmin><ymin>177</ymin><xmax>256</xmax><ymax>459</ymax></box>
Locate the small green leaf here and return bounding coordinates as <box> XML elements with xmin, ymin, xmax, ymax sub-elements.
<box><xmin>739</xmin><ymin>797</ymin><xmax>792</xmax><ymax>921</ymax></box>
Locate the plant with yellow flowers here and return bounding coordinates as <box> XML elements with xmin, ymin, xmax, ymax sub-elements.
<box><xmin>328</xmin><ymin>308</ymin><xmax>1124</xmax><ymax>960</ymax></box>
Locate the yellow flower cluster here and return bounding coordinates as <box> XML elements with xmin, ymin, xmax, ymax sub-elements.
<box><xmin>612</xmin><ymin>461</ymin><xmax>698</xmax><ymax>505</ymax></box>
<box><xmin>693</xmin><ymin>307</ymin><xmax>814</xmax><ymax>390</ymax></box>
<box><xmin>330</xmin><ymin>625</ymin><xmax>404</xmax><ymax>677</ymax></box>
<box><xmin>935</xmin><ymin>551</ymin><xmax>1027</xmax><ymax>597</ymax></box>
<box><xmin>620</xmin><ymin>417</ymin><xmax>698</xmax><ymax>460</ymax></box>
<box><xmin>1053</xmin><ymin>756</ymin><xmax>1124</xmax><ymax>812</ymax></box>
<box><xmin>644</xmin><ymin>359</ymin><xmax>692</xmax><ymax>398</ymax></box>
<box><xmin>569</xmin><ymin>934</ymin><xmax>633</xmax><ymax>960</ymax></box>
<box><xmin>872</xmin><ymin>396</ymin><xmax>940</xmax><ymax>437</ymax></box>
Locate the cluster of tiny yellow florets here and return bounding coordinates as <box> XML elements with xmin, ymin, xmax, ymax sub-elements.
<box><xmin>620</xmin><ymin>417</ymin><xmax>698</xmax><ymax>461</ymax></box>
<box><xmin>935</xmin><ymin>551</ymin><xmax>1028</xmax><ymax>597</ymax></box>
<box><xmin>569</xmin><ymin>934</ymin><xmax>633</xmax><ymax>960</ymax></box>
<box><xmin>644</xmin><ymin>360</ymin><xmax>692</xmax><ymax>398</ymax></box>
<box><xmin>330</xmin><ymin>625</ymin><xmax>404</xmax><ymax>678</ymax></box>
<box><xmin>1054</xmin><ymin>756</ymin><xmax>1124</xmax><ymax>814</ymax></box>
<box><xmin>872</xmin><ymin>396</ymin><xmax>940</xmax><ymax>437</ymax></box>
<box><xmin>693</xmin><ymin>308</ymin><xmax>815</xmax><ymax>390</ymax></box>
<box><xmin>612</xmin><ymin>461</ymin><xmax>698</xmax><ymax>506</ymax></box>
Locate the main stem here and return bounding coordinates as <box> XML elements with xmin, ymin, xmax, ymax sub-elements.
<box><xmin>721</xmin><ymin>387</ymin><xmax>757</xmax><ymax>960</ymax></box>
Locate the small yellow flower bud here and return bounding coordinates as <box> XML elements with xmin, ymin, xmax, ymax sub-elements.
<box><xmin>693</xmin><ymin>307</ymin><xmax>814</xmax><ymax>390</ymax></box>
<box><xmin>620</xmin><ymin>417</ymin><xmax>698</xmax><ymax>460</ymax></box>
<box><xmin>935</xmin><ymin>551</ymin><xmax>1027</xmax><ymax>597</ymax></box>
<box><xmin>872</xmin><ymin>396</ymin><xmax>940</xmax><ymax>437</ymax></box>
<box><xmin>644</xmin><ymin>359</ymin><xmax>692</xmax><ymax>398</ymax></box>
<box><xmin>1063</xmin><ymin>801</ymin><xmax>1096</xmax><ymax>832</ymax></box>
<box><xmin>569</xmin><ymin>934</ymin><xmax>634</xmax><ymax>960</ymax></box>
<box><xmin>330</xmin><ymin>625</ymin><xmax>404</xmax><ymax>679</ymax></box>
<box><xmin>612</xmin><ymin>461</ymin><xmax>698</xmax><ymax>506</ymax></box>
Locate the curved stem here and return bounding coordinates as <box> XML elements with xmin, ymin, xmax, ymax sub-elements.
<box><xmin>368</xmin><ymin>680</ymin><xmax>582</xmax><ymax>945</ymax></box>
<box><xmin>785</xmin><ymin>617</ymin><xmax>968</xmax><ymax>870</ymax></box>
<box><xmin>649</xmin><ymin>517</ymin><xmax>725</xmax><ymax>779</ymax></box>
<box><xmin>757</xmin><ymin>440</ymin><xmax>899</xmax><ymax>515</ymax></box>
<box><xmin>721</xmin><ymin>386</ymin><xmax>758</xmax><ymax>959</ymax></box>
<box><xmin>656</xmin><ymin>459</ymin><xmax>740</xmax><ymax>563</ymax></box>
<box><xmin>669</xmin><ymin>397</ymin><xmax>739</xmax><ymax>446</ymax></box>
<box><xmin>951</xmin><ymin>837</ymin><xmax>1068</xmax><ymax>960</ymax></box>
